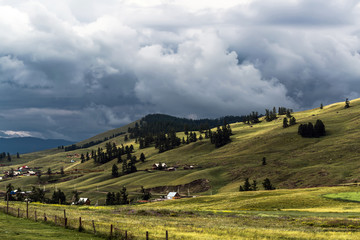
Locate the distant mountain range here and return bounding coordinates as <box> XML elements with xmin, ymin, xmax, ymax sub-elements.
<box><xmin>0</xmin><ymin>137</ymin><xmax>74</xmax><ymax>154</ymax></box>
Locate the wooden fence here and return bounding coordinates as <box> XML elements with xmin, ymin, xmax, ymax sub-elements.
<box><xmin>1</xmin><ymin>197</ymin><xmax>170</xmax><ymax>240</ymax></box>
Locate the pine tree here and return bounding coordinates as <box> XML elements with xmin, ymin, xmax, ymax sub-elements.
<box><xmin>252</xmin><ymin>180</ymin><xmax>257</xmax><ymax>191</ymax></box>
<box><xmin>320</xmin><ymin>103</ymin><xmax>323</xmax><ymax>109</ymax></box>
<box><xmin>263</xmin><ymin>178</ymin><xmax>275</xmax><ymax>190</ymax></box>
<box><xmin>345</xmin><ymin>98</ymin><xmax>350</xmax><ymax>108</ymax></box>
<box><xmin>60</xmin><ymin>167</ymin><xmax>65</xmax><ymax>176</ymax></box>
<box><xmin>16</xmin><ymin>152</ymin><xmax>20</xmax><ymax>158</ymax></box>
<box><xmin>120</xmin><ymin>186</ymin><xmax>128</xmax><ymax>204</ymax></box>
<box><xmin>140</xmin><ymin>153</ymin><xmax>146</xmax><ymax>163</ymax></box>
<box><xmin>289</xmin><ymin>117</ymin><xmax>296</xmax><ymax>126</ymax></box>
<box><xmin>7</xmin><ymin>153</ymin><xmax>11</xmax><ymax>162</ymax></box>
<box><xmin>112</xmin><ymin>164</ymin><xmax>119</xmax><ymax>177</ymax></box>
<box><xmin>122</xmin><ymin>159</ymin><xmax>127</xmax><ymax>174</ymax></box>
<box><xmin>283</xmin><ymin>117</ymin><xmax>289</xmax><ymax>128</ymax></box>
<box><xmin>141</xmin><ymin>186</ymin><xmax>151</xmax><ymax>200</ymax></box>
<box><xmin>314</xmin><ymin>119</ymin><xmax>326</xmax><ymax>137</ymax></box>
<box><xmin>72</xmin><ymin>190</ymin><xmax>80</xmax><ymax>204</ymax></box>
<box><xmin>243</xmin><ymin>178</ymin><xmax>251</xmax><ymax>191</ymax></box>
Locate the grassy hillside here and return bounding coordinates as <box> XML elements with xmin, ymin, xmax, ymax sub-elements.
<box><xmin>1</xmin><ymin>98</ymin><xmax>360</xmax><ymax>204</ymax></box>
<box><xmin>1</xmin><ymin>186</ymin><xmax>360</xmax><ymax>239</ymax></box>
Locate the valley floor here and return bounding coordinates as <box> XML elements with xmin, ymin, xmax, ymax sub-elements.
<box><xmin>1</xmin><ymin>186</ymin><xmax>360</xmax><ymax>239</ymax></box>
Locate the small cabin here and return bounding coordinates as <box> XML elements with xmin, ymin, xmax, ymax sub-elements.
<box><xmin>167</xmin><ymin>192</ymin><xmax>180</xmax><ymax>200</ymax></box>
<box><xmin>78</xmin><ymin>198</ymin><xmax>91</xmax><ymax>205</ymax></box>
<box><xmin>152</xmin><ymin>163</ymin><xmax>167</xmax><ymax>170</ymax></box>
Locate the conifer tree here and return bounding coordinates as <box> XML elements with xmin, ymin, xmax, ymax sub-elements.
<box><xmin>283</xmin><ymin>117</ymin><xmax>289</xmax><ymax>128</ymax></box>
<box><xmin>263</xmin><ymin>178</ymin><xmax>275</xmax><ymax>190</ymax></box>
<box><xmin>345</xmin><ymin>98</ymin><xmax>350</xmax><ymax>108</ymax></box>
<box><xmin>112</xmin><ymin>164</ymin><xmax>119</xmax><ymax>177</ymax></box>
<box><xmin>140</xmin><ymin>153</ymin><xmax>146</xmax><ymax>162</ymax></box>
<box><xmin>320</xmin><ymin>103</ymin><xmax>323</xmax><ymax>109</ymax></box>
<box><xmin>243</xmin><ymin>178</ymin><xmax>251</xmax><ymax>191</ymax></box>
<box><xmin>252</xmin><ymin>180</ymin><xmax>257</xmax><ymax>191</ymax></box>
<box><xmin>120</xmin><ymin>186</ymin><xmax>128</xmax><ymax>204</ymax></box>
<box><xmin>289</xmin><ymin>117</ymin><xmax>296</xmax><ymax>126</ymax></box>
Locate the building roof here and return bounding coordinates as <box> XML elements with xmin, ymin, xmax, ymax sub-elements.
<box><xmin>167</xmin><ymin>192</ymin><xmax>179</xmax><ymax>197</ymax></box>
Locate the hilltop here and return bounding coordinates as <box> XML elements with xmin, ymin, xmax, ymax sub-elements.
<box><xmin>0</xmin><ymin>98</ymin><xmax>360</xmax><ymax>204</ymax></box>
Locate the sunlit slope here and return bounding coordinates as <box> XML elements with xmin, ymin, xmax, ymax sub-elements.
<box><xmin>1</xmin><ymin>99</ymin><xmax>360</xmax><ymax>203</ymax></box>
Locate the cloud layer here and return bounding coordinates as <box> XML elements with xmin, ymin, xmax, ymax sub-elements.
<box><xmin>0</xmin><ymin>0</ymin><xmax>359</xmax><ymax>140</ymax></box>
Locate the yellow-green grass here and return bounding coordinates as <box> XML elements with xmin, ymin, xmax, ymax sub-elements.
<box><xmin>2</xmin><ymin>186</ymin><xmax>360</xmax><ymax>239</ymax></box>
<box><xmin>2</xmin><ymin>98</ymin><xmax>360</xmax><ymax>204</ymax></box>
<box><xmin>0</xmin><ymin>211</ymin><xmax>104</xmax><ymax>240</ymax></box>
<box><xmin>324</xmin><ymin>191</ymin><xmax>360</xmax><ymax>203</ymax></box>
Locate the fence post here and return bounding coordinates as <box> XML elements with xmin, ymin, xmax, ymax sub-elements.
<box><xmin>65</xmin><ymin>217</ymin><xmax>68</xmax><ymax>228</ymax></box>
<box><xmin>125</xmin><ymin>230</ymin><xmax>127</xmax><ymax>240</ymax></box>
<box><xmin>79</xmin><ymin>217</ymin><xmax>82</xmax><ymax>231</ymax></box>
<box><xmin>17</xmin><ymin>208</ymin><xmax>20</xmax><ymax>218</ymax></box>
<box><xmin>44</xmin><ymin>213</ymin><xmax>47</xmax><ymax>222</ymax></box>
<box><xmin>166</xmin><ymin>230</ymin><xmax>168</xmax><ymax>240</ymax></box>
<box><xmin>55</xmin><ymin>215</ymin><xmax>57</xmax><ymax>224</ymax></box>
<box><xmin>64</xmin><ymin>209</ymin><xmax>66</xmax><ymax>219</ymax></box>
<box><xmin>92</xmin><ymin>220</ymin><xmax>96</xmax><ymax>234</ymax></box>
<box><xmin>26</xmin><ymin>201</ymin><xmax>29</xmax><ymax>218</ymax></box>
<box><xmin>110</xmin><ymin>224</ymin><xmax>113</xmax><ymax>238</ymax></box>
<box><xmin>35</xmin><ymin>210</ymin><xmax>37</xmax><ymax>221</ymax></box>
<box><xmin>146</xmin><ymin>231</ymin><xmax>149</xmax><ymax>240</ymax></box>
<box><xmin>6</xmin><ymin>193</ymin><xmax>9</xmax><ymax>214</ymax></box>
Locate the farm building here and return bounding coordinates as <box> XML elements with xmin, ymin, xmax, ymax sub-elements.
<box><xmin>152</xmin><ymin>163</ymin><xmax>167</xmax><ymax>170</ymax></box>
<box><xmin>167</xmin><ymin>192</ymin><xmax>180</xmax><ymax>200</ymax></box>
<box><xmin>78</xmin><ymin>198</ymin><xmax>91</xmax><ymax>205</ymax></box>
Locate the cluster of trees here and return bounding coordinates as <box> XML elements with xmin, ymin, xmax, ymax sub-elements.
<box><xmin>298</xmin><ymin>120</ymin><xmax>326</xmax><ymax>138</ymax></box>
<box><xmin>5</xmin><ymin>184</ymin><xmax>46</xmax><ymax>203</ymax></box>
<box><xmin>51</xmin><ymin>189</ymin><xmax>66</xmax><ymax>204</ymax></box>
<box><xmin>210</xmin><ymin>124</ymin><xmax>232</xmax><ymax>148</ymax></box>
<box><xmin>112</xmin><ymin>151</ymin><xmax>142</xmax><ymax>177</ymax></box>
<box><xmin>278</xmin><ymin>107</ymin><xmax>293</xmax><ymax>116</ymax></box>
<box><xmin>92</xmin><ymin>143</ymin><xmax>134</xmax><ymax>164</ymax></box>
<box><xmin>282</xmin><ymin>117</ymin><xmax>296</xmax><ymax>128</ymax></box>
<box><xmin>244</xmin><ymin>112</ymin><xmax>260</xmax><ymax>124</ymax></box>
<box><xmin>140</xmin><ymin>186</ymin><xmax>152</xmax><ymax>200</ymax></box>
<box><xmin>154</xmin><ymin>131</ymin><xmax>181</xmax><ymax>153</ymax></box>
<box><xmin>265</xmin><ymin>108</ymin><xmax>278</xmax><ymax>122</ymax></box>
<box><xmin>265</xmin><ymin>107</ymin><xmax>293</xmax><ymax>122</ymax></box>
<box><xmin>0</xmin><ymin>152</ymin><xmax>13</xmax><ymax>162</ymax></box>
<box><xmin>239</xmin><ymin>178</ymin><xmax>275</xmax><ymax>191</ymax></box>
<box><xmin>127</xmin><ymin>114</ymin><xmax>244</xmax><ymax>140</ymax></box>
<box><xmin>105</xmin><ymin>186</ymin><xmax>128</xmax><ymax>205</ymax></box>
<box><xmin>64</xmin><ymin>132</ymin><xmax>125</xmax><ymax>152</ymax></box>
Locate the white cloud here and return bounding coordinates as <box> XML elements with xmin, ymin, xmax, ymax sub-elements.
<box><xmin>0</xmin><ymin>0</ymin><xmax>359</xmax><ymax>140</ymax></box>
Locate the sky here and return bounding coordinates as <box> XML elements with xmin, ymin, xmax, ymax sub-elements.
<box><xmin>0</xmin><ymin>0</ymin><xmax>360</xmax><ymax>141</ymax></box>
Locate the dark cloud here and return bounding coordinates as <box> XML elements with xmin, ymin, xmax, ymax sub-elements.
<box><xmin>0</xmin><ymin>0</ymin><xmax>359</xmax><ymax>141</ymax></box>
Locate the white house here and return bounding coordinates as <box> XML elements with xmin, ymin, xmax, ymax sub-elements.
<box><xmin>166</xmin><ymin>192</ymin><xmax>180</xmax><ymax>200</ymax></box>
<box><xmin>78</xmin><ymin>198</ymin><xmax>91</xmax><ymax>205</ymax></box>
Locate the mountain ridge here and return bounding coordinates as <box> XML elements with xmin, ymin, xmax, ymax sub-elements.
<box><xmin>0</xmin><ymin>137</ymin><xmax>74</xmax><ymax>154</ymax></box>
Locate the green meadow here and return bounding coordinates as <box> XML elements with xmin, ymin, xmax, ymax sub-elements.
<box><xmin>1</xmin><ymin>186</ymin><xmax>360</xmax><ymax>239</ymax></box>
<box><xmin>1</xmin><ymin>99</ymin><xmax>360</xmax><ymax>239</ymax></box>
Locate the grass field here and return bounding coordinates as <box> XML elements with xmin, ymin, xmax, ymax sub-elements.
<box><xmin>1</xmin><ymin>99</ymin><xmax>360</xmax><ymax>239</ymax></box>
<box><xmin>1</xmin><ymin>186</ymin><xmax>360</xmax><ymax>239</ymax></box>
<box><xmin>3</xmin><ymin>98</ymin><xmax>360</xmax><ymax>204</ymax></box>
<box><xmin>0</xmin><ymin>211</ymin><xmax>104</xmax><ymax>240</ymax></box>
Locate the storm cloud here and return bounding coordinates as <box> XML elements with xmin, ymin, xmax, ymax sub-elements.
<box><xmin>0</xmin><ymin>0</ymin><xmax>359</xmax><ymax>141</ymax></box>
